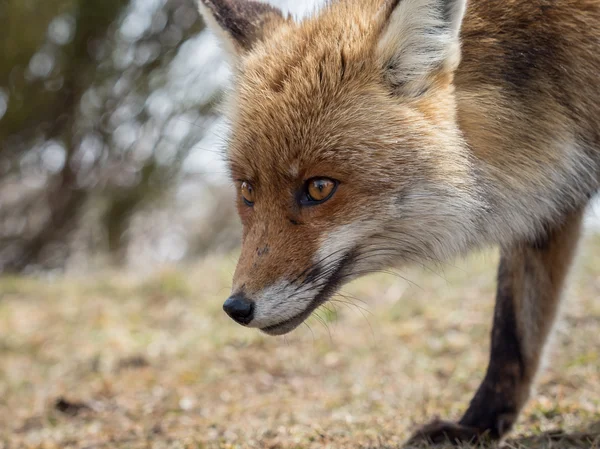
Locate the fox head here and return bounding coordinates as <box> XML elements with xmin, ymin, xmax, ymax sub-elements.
<box><xmin>199</xmin><ymin>0</ymin><xmax>483</xmax><ymax>335</ymax></box>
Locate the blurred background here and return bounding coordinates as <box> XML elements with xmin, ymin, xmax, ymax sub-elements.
<box><xmin>2</xmin><ymin>0</ymin><xmax>600</xmax><ymax>276</ymax></box>
<box><xmin>0</xmin><ymin>0</ymin><xmax>321</xmax><ymax>275</ymax></box>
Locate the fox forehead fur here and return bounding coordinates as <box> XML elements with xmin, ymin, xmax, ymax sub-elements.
<box><xmin>198</xmin><ymin>0</ymin><xmax>600</xmax><ymax>334</ymax></box>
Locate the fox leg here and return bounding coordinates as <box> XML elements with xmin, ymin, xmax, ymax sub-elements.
<box><xmin>408</xmin><ymin>209</ymin><xmax>584</xmax><ymax>445</ymax></box>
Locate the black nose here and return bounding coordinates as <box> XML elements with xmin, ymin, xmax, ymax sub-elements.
<box><xmin>223</xmin><ymin>294</ymin><xmax>254</xmax><ymax>325</ymax></box>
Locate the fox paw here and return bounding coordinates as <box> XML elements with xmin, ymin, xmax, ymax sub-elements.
<box><xmin>405</xmin><ymin>419</ymin><xmax>493</xmax><ymax>446</ymax></box>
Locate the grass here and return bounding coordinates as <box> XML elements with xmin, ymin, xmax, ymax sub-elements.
<box><xmin>1</xmin><ymin>236</ymin><xmax>600</xmax><ymax>449</ymax></box>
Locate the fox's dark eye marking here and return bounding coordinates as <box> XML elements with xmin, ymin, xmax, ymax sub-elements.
<box><xmin>300</xmin><ymin>177</ymin><xmax>338</xmax><ymax>206</ymax></box>
<box><xmin>240</xmin><ymin>181</ymin><xmax>255</xmax><ymax>206</ymax></box>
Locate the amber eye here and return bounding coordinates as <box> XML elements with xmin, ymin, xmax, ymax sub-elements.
<box><xmin>240</xmin><ymin>181</ymin><xmax>255</xmax><ymax>206</ymax></box>
<box><xmin>304</xmin><ymin>178</ymin><xmax>338</xmax><ymax>205</ymax></box>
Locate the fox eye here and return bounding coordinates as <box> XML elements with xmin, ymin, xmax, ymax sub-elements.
<box><xmin>240</xmin><ymin>181</ymin><xmax>255</xmax><ymax>206</ymax></box>
<box><xmin>303</xmin><ymin>178</ymin><xmax>338</xmax><ymax>205</ymax></box>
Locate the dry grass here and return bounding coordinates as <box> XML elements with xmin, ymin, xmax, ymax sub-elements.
<box><xmin>1</xmin><ymin>236</ymin><xmax>600</xmax><ymax>449</ymax></box>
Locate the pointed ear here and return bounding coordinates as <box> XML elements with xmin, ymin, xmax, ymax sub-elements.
<box><xmin>198</xmin><ymin>0</ymin><xmax>285</xmax><ymax>60</ymax></box>
<box><xmin>377</xmin><ymin>0</ymin><xmax>467</xmax><ymax>96</ymax></box>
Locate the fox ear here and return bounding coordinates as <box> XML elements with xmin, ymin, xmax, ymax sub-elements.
<box><xmin>198</xmin><ymin>0</ymin><xmax>285</xmax><ymax>59</ymax></box>
<box><xmin>377</xmin><ymin>0</ymin><xmax>467</xmax><ymax>96</ymax></box>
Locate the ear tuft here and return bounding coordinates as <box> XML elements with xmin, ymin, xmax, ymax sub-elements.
<box><xmin>198</xmin><ymin>0</ymin><xmax>285</xmax><ymax>59</ymax></box>
<box><xmin>378</xmin><ymin>0</ymin><xmax>467</xmax><ymax>96</ymax></box>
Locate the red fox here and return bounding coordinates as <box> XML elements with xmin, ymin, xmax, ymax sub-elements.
<box><xmin>198</xmin><ymin>0</ymin><xmax>599</xmax><ymax>444</ymax></box>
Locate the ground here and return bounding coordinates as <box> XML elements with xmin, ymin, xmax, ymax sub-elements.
<box><xmin>1</xmin><ymin>236</ymin><xmax>600</xmax><ymax>449</ymax></box>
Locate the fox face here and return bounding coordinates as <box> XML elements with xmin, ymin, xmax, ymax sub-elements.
<box><xmin>199</xmin><ymin>0</ymin><xmax>482</xmax><ymax>335</ymax></box>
